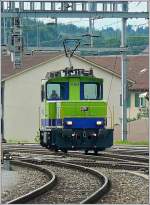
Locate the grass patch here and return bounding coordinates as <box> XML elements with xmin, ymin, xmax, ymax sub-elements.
<box><xmin>6</xmin><ymin>139</ymin><xmax>36</xmax><ymax>144</ymax></box>
<box><xmin>114</xmin><ymin>140</ymin><xmax>149</xmax><ymax>145</ymax></box>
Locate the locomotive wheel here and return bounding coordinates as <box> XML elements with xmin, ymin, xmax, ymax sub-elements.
<box><xmin>55</xmin><ymin>148</ymin><xmax>58</xmax><ymax>152</ymax></box>
<box><xmin>99</xmin><ymin>148</ymin><xmax>105</xmax><ymax>151</ymax></box>
<box><xmin>94</xmin><ymin>150</ymin><xmax>98</xmax><ymax>155</ymax></box>
<box><xmin>62</xmin><ymin>149</ymin><xmax>68</xmax><ymax>153</ymax></box>
<box><xmin>85</xmin><ymin>150</ymin><xmax>88</xmax><ymax>155</ymax></box>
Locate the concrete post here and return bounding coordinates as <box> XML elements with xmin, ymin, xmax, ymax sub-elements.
<box><xmin>55</xmin><ymin>18</ymin><xmax>57</xmax><ymax>25</ymax></box>
<box><xmin>1</xmin><ymin>1</ymin><xmax>4</xmax><ymax>12</ymax></box>
<box><xmin>19</xmin><ymin>1</ymin><xmax>24</xmax><ymax>11</ymax></box>
<box><xmin>82</xmin><ymin>3</ymin><xmax>86</xmax><ymax>11</ymax></box>
<box><xmin>121</xmin><ymin>17</ymin><xmax>128</xmax><ymax>141</ymax></box>
<box><xmin>37</xmin><ymin>22</ymin><xmax>39</xmax><ymax>48</ymax></box>
<box><xmin>30</xmin><ymin>2</ymin><xmax>34</xmax><ymax>11</ymax></box>
<box><xmin>89</xmin><ymin>18</ymin><xmax>93</xmax><ymax>48</ymax></box>
<box><xmin>26</xmin><ymin>32</ymin><xmax>29</xmax><ymax>48</ymax></box>
<box><xmin>41</xmin><ymin>2</ymin><xmax>45</xmax><ymax>11</ymax></box>
<box><xmin>147</xmin><ymin>1</ymin><xmax>149</xmax><ymax>12</ymax></box>
<box><xmin>72</xmin><ymin>3</ymin><xmax>76</xmax><ymax>11</ymax></box>
<box><xmin>11</xmin><ymin>17</ymin><xmax>23</xmax><ymax>68</ymax></box>
<box><xmin>3</xmin><ymin>17</ymin><xmax>7</xmax><ymax>45</ymax></box>
<box><xmin>51</xmin><ymin>2</ymin><xmax>55</xmax><ymax>10</ymax></box>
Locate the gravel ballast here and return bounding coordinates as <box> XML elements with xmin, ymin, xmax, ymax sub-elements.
<box><xmin>59</xmin><ymin>156</ymin><xmax>149</xmax><ymax>204</ymax></box>
<box><xmin>95</xmin><ymin>167</ymin><xmax>149</xmax><ymax>204</ymax></box>
<box><xmin>27</xmin><ymin>164</ymin><xmax>103</xmax><ymax>204</ymax></box>
<box><xmin>1</xmin><ymin>165</ymin><xmax>49</xmax><ymax>204</ymax></box>
<box><xmin>2</xmin><ymin>148</ymin><xmax>148</xmax><ymax>204</ymax></box>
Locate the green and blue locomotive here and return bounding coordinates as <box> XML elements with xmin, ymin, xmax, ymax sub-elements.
<box><xmin>39</xmin><ymin>68</ymin><xmax>113</xmax><ymax>154</ymax></box>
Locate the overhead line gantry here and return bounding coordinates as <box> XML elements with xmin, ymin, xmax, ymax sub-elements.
<box><xmin>1</xmin><ymin>0</ymin><xmax>148</xmax><ymax>18</ymax></box>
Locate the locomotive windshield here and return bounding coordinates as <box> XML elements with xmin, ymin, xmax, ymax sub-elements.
<box><xmin>81</xmin><ymin>83</ymin><xmax>103</xmax><ymax>100</ymax></box>
<box><xmin>46</xmin><ymin>83</ymin><xmax>69</xmax><ymax>100</ymax></box>
<box><xmin>47</xmin><ymin>84</ymin><xmax>60</xmax><ymax>100</ymax></box>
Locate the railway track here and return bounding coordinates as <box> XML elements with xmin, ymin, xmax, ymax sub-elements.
<box><xmin>25</xmin><ymin>160</ymin><xmax>110</xmax><ymax>204</ymax></box>
<box><xmin>94</xmin><ymin>168</ymin><xmax>149</xmax><ymax>204</ymax></box>
<box><xmin>4</xmin><ymin>144</ymin><xmax>149</xmax><ymax>157</ymax></box>
<box><xmin>3</xmin><ymin>159</ymin><xmax>110</xmax><ymax>204</ymax></box>
<box><xmin>2</xmin><ymin>144</ymin><xmax>149</xmax><ymax>204</ymax></box>
<box><xmin>3</xmin><ymin>144</ymin><xmax>149</xmax><ymax>174</ymax></box>
<box><xmin>3</xmin><ymin>144</ymin><xmax>149</xmax><ymax>164</ymax></box>
<box><xmin>2</xmin><ymin>160</ymin><xmax>56</xmax><ymax>204</ymax></box>
<box><xmin>5</xmin><ymin>153</ymin><xmax>148</xmax><ymax>172</ymax></box>
<box><xmin>108</xmin><ymin>146</ymin><xmax>149</xmax><ymax>156</ymax></box>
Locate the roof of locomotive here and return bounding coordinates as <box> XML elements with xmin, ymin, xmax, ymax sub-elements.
<box><xmin>45</xmin><ymin>68</ymin><xmax>103</xmax><ymax>82</ymax></box>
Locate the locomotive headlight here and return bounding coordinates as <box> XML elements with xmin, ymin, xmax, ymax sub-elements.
<box><xmin>66</xmin><ymin>121</ymin><xmax>73</xmax><ymax>125</ymax></box>
<box><xmin>96</xmin><ymin>121</ymin><xmax>102</xmax><ymax>125</ymax></box>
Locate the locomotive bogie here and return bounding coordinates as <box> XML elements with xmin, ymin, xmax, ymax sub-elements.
<box><xmin>40</xmin><ymin>128</ymin><xmax>113</xmax><ymax>153</ymax></box>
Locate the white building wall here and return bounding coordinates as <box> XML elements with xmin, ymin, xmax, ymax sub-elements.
<box><xmin>128</xmin><ymin>92</ymin><xmax>149</xmax><ymax>120</ymax></box>
<box><xmin>128</xmin><ymin>92</ymin><xmax>139</xmax><ymax>119</ymax></box>
<box><xmin>4</xmin><ymin>55</ymin><xmax>122</xmax><ymax>142</ymax></box>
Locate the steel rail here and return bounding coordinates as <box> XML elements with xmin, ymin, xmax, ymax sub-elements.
<box><xmin>39</xmin><ymin>160</ymin><xmax>111</xmax><ymax>204</ymax></box>
<box><xmin>57</xmin><ymin>151</ymin><xmax>149</xmax><ymax>164</ymax></box>
<box><xmin>61</xmin><ymin>160</ymin><xmax>149</xmax><ymax>172</ymax></box>
<box><xmin>14</xmin><ymin>154</ymin><xmax>149</xmax><ymax>172</ymax></box>
<box><xmin>3</xmin><ymin>146</ymin><xmax>149</xmax><ymax>164</ymax></box>
<box><xmin>19</xmin><ymin>158</ymin><xmax>148</xmax><ymax>203</ymax></box>
<box><xmin>6</xmin><ymin>158</ymin><xmax>110</xmax><ymax>204</ymax></box>
<box><xmin>109</xmin><ymin>150</ymin><xmax>149</xmax><ymax>156</ymax></box>
<box><xmin>7</xmin><ymin>160</ymin><xmax>57</xmax><ymax>204</ymax></box>
<box><xmin>2</xmin><ymin>147</ymin><xmax>148</xmax><ymax>203</ymax></box>
<box><xmin>99</xmin><ymin>152</ymin><xmax>149</xmax><ymax>163</ymax></box>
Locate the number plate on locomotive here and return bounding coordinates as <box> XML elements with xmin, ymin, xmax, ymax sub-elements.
<box><xmin>80</xmin><ymin>106</ymin><xmax>89</xmax><ymax>112</ymax></box>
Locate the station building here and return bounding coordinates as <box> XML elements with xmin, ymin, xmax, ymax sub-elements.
<box><xmin>1</xmin><ymin>51</ymin><xmax>149</xmax><ymax>142</ymax></box>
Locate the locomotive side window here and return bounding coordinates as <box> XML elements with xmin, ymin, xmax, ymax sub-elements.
<box><xmin>41</xmin><ymin>84</ymin><xmax>45</xmax><ymax>102</ymax></box>
<box><xmin>80</xmin><ymin>83</ymin><xmax>103</xmax><ymax>100</ymax></box>
<box><xmin>47</xmin><ymin>84</ymin><xmax>60</xmax><ymax>100</ymax></box>
<box><xmin>46</xmin><ymin>83</ymin><xmax>69</xmax><ymax>100</ymax></box>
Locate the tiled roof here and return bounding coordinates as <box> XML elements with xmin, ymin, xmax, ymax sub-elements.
<box><xmin>1</xmin><ymin>52</ymin><xmax>62</xmax><ymax>79</ymax></box>
<box><xmin>1</xmin><ymin>52</ymin><xmax>149</xmax><ymax>91</ymax></box>
<box><xmin>84</xmin><ymin>55</ymin><xmax>149</xmax><ymax>91</ymax></box>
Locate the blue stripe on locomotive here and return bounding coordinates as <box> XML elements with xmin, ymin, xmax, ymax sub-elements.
<box><xmin>64</xmin><ymin>118</ymin><xmax>105</xmax><ymax>129</ymax></box>
<box><xmin>41</xmin><ymin>118</ymin><xmax>105</xmax><ymax>129</ymax></box>
<box><xmin>41</xmin><ymin>119</ymin><xmax>62</xmax><ymax>126</ymax></box>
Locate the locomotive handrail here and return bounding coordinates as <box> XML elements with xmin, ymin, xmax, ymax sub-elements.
<box><xmin>107</xmin><ymin>104</ymin><xmax>114</xmax><ymax>129</ymax></box>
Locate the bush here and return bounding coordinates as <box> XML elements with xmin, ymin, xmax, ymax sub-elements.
<box><xmin>127</xmin><ymin>117</ymin><xmax>137</xmax><ymax>122</ymax></box>
<box><xmin>34</xmin><ymin>132</ymin><xmax>40</xmax><ymax>143</ymax></box>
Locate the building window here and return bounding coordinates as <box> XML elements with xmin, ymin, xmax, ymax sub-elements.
<box><xmin>139</xmin><ymin>97</ymin><xmax>146</xmax><ymax>107</ymax></box>
<box><xmin>120</xmin><ymin>94</ymin><xmax>122</xmax><ymax>106</ymax></box>
<box><xmin>127</xmin><ymin>92</ymin><xmax>131</xmax><ymax>107</ymax></box>
<box><xmin>135</xmin><ymin>93</ymin><xmax>140</xmax><ymax>107</ymax></box>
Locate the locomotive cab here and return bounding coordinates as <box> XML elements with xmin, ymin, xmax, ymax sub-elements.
<box><xmin>40</xmin><ymin>68</ymin><xmax>113</xmax><ymax>154</ymax></box>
